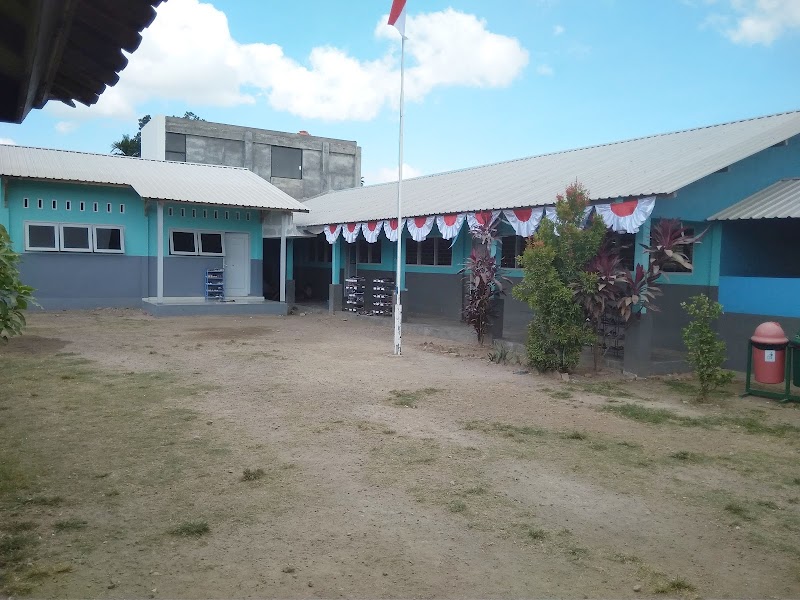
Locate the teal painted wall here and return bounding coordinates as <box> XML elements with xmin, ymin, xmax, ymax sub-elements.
<box><xmin>7</xmin><ymin>180</ymin><xmax>265</xmax><ymax>261</ymax></box>
<box><xmin>149</xmin><ymin>203</ymin><xmax>263</xmax><ymax>260</ymax></box>
<box><xmin>6</xmin><ymin>180</ymin><xmax>146</xmax><ymax>254</ymax></box>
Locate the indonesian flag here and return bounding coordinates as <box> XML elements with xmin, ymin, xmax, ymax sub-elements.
<box><xmin>436</xmin><ymin>213</ymin><xmax>465</xmax><ymax>240</ymax></box>
<box><xmin>466</xmin><ymin>210</ymin><xmax>500</xmax><ymax>231</ymax></box>
<box><xmin>341</xmin><ymin>222</ymin><xmax>362</xmax><ymax>244</ymax></box>
<box><xmin>388</xmin><ymin>0</ymin><xmax>407</xmax><ymax>36</ymax></box>
<box><xmin>406</xmin><ymin>215</ymin><xmax>435</xmax><ymax>242</ymax></box>
<box><xmin>361</xmin><ymin>220</ymin><xmax>383</xmax><ymax>243</ymax></box>
<box><xmin>383</xmin><ymin>218</ymin><xmax>405</xmax><ymax>242</ymax></box>
<box><xmin>595</xmin><ymin>196</ymin><xmax>656</xmax><ymax>234</ymax></box>
<box><xmin>324</xmin><ymin>224</ymin><xmax>341</xmax><ymax>244</ymax></box>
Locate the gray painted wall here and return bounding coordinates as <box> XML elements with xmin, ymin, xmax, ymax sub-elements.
<box><xmin>720</xmin><ymin>312</ymin><xmax>800</xmax><ymax>372</ymax></box>
<box><xmin>146</xmin><ymin>118</ymin><xmax>361</xmax><ymax>201</ymax></box>
<box><xmin>652</xmin><ymin>284</ymin><xmax>719</xmax><ymax>352</ymax></box>
<box><xmin>20</xmin><ymin>254</ymin><xmax>147</xmax><ymax>309</ymax></box>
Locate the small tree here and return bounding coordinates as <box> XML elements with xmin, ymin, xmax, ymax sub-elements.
<box><xmin>514</xmin><ymin>182</ymin><xmax>607</xmax><ymax>372</ymax></box>
<box><xmin>681</xmin><ymin>294</ymin><xmax>733</xmax><ymax>401</ymax></box>
<box><xmin>461</xmin><ymin>220</ymin><xmax>508</xmax><ymax>345</ymax></box>
<box><xmin>0</xmin><ymin>225</ymin><xmax>34</xmax><ymax>341</ymax></box>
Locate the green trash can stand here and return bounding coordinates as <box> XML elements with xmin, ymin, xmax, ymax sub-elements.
<box><xmin>793</xmin><ymin>332</ymin><xmax>800</xmax><ymax>387</ymax></box>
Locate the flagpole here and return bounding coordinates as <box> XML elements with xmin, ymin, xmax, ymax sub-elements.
<box><xmin>393</xmin><ymin>33</ymin><xmax>405</xmax><ymax>356</ymax></box>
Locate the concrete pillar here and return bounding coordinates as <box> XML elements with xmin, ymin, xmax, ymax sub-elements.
<box><xmin>633</xmin><ymin>218</ymin><xmax>652</xmax><ymax>313</ymax></box>
<box><xmin>279</xmin><ymin>213</ymin><xmax>287</xmax><ymax>302</ymax></box>
<box><xmin>156</xmin><ymin>200</ymin><xmax>164</xmax><ymax>302</ymax></box>
<box><xmin>331</xmin><ymin>238</ymin><xmax>341</xmax><ymax>285</ymax></box>
<box><xmin>287</xmin><ymin>238</ymin><xmax>294</xmax><ymax>280</ymax></box>
<box><xmin>329</xmin><ymin>284</ymin><xmax>342</xmax><ymax>313</ymax></box>
<box><xmin>243</xmin><ymin>130</ymin><xmax>254</xmax><ymax>171</ymax></box>
<box><xmin>286</xmin><ymin>280</ymin><xmax>296</xmax><ymax>304</ymax></box>
<box><xmin>623</xmin><ymin>311</ymin><xmax>653</xmax><ymax>376</ymax></box>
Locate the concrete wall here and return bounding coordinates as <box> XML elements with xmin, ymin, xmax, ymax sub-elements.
<box><xmin>142</xmin><ymin>117</ymin><xmax>361</xmax><ymax>201</ymax></box>
<box><xmin>720</xmin><ymin>312</ymin><xmax>800</xmax><ymax>371</ymax></box>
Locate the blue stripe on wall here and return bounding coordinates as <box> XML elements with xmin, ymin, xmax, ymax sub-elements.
<box><xmin>719</xmin><ymin>276</ymin><xmax>800</xmax><ymax>318</ymax></box>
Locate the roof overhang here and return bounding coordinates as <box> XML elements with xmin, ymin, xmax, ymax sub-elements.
<box><xmin>709</xmin><ymin>178</ymin><xmax>800</xmax><ymax>221</ymax></box>
<box><xmin>0</xmin><ymin>0</ymin><xmax>162</xmax><ymax>123</ymax></box>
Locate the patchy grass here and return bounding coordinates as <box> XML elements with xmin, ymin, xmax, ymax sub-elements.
<box><xmin>241</xmin><ymin>468</ymin><xmax>266</xmax><ymax>481</ymax></box>
<box><xmin>525</xmin><ymin>526</ymin><xmax>548</xmax><ymax>540</ymax></box>
<box><xmin>549</xmin><ymin>390</ymin><xmax>574</xmax><ymax>400</ymax></box>
<box><xmin>603</xmin><ymin>403</ymin><xmax>800</xmax><ymax>438</ymax></box>
<box><xmin>170</xmin><ymin>520</ymin><xmax>210</xmax><ymax>537</ymax></box>
<box><xmin>389</xmin><ymin>387</ymin><xmax>442</xmax><ymax>408</ymax></box>
<box><xmin>53</xmin><ymin>518</ymin><xmax>88</xmax><ymax>531</ymax></box>
<box><xmin>572</xmin><ymin>381</ymin><xmax>638</xmax><ymax>399</ymax></box>
<box><xmin>448</xmin><ymin>500</ymin><xmax>467</xmax><ymax>513</ymax></box>
<box><xmin>724</xmin><ymin>502</ymin><xmax>753</xmax><ymax>521</ymax></box>
<box><xmin>563</xmin><ymin>431</ymin><xmax>588</xmax><ymax>441</ymax></box>
<box><xmin>463</xmin><ymin>421</ymin><xmax>546</xmax><ymax>439</ymax></box>
<box><xmin>654</xmin><ymin>576</ymin><xmax>696</xmax><ymax>594</ymax></box>
<box><xmin>669</xmin><ymin>450</ymin><xmax>705</xmax><ymax>463</ymax></box>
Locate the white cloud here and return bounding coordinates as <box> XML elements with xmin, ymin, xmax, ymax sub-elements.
<box><xmin>55</xmin><ymin>121</ymin><xmax>78</xmax><ymax>134</ymax></box>
<box><xmin>553</xmin><ymin>24</ymin><xmax>565</xmax><ymax>36</ymax></box>
<box><xmin>706</xmin><ymin>0</ymin><xmax>800</xmax><ymax>45</ymax></box>
<box><xmin>370</xmin><ymin>163</ymin><xmax>423</xmax><ymax>185</ymax></box>
<box><xmin>48</xmin><ymin>0</ymin><xmax>528</xmax><ymax>122</ymax></box>
<box><xmin>536</xmin><ymin>64</ymin><xmax>555</xmax><ymax>76</ymax></box>
<box><xmin>0</xmin><ymin>138</ymin><xmax>16</xmax><ymax>145</ymax></box>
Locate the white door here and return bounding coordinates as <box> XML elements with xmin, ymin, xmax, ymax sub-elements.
<box><xmin>224</xmin><ymin>233</ymin><xmax>250</xmax><ymax>297</ymax></box>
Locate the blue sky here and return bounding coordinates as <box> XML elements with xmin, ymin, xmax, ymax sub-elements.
<box><xmin>1</xmin><ymin>0</ymin><xmax>798</xmax><ymax>185</ymax></box>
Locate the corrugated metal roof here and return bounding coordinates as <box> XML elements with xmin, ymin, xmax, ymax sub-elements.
<box><xmin>296</xmin><ymin>110</ymin><xmax>800</xmax><ymax>226</ymax></box>
<box><xmin>709</xmin><ymin>178</ymin><xmax>800</xmax><ymax>220</ymax></box>
<box><xmin>0</xmin><ymin>145</ymin><xmax>308</xmax><ymax>212</ymax></box>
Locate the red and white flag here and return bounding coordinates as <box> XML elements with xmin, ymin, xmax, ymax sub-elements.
<box><xmin>388</xmin><ymin>0</ymin><xmax>407</xmax><ymax>36</ymax></box>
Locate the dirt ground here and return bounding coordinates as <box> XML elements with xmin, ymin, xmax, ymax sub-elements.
<box><xmin>1</xmin><ymin>309</ymin><xmax>799</xmax><ymax>598</ymax></box>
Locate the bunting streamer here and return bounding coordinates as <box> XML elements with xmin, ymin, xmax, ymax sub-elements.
<box><xmin>361</xmin><ymin>220</ymin><xmax>383</xmax><ymax>243</ymax></box>
<box><xmin>436</xmin><ymin>213</ymin><xmax>465</xmax><ymax>240</ymax></box>
<box><xmin>467</xmin><ymin>210</ymin><xmax>501</xmax><ymax>231</ymax></box>
<box><xmin>406</xmin><ymin>215</ymin><xmax>436</xmax><ymax>242</ymax></box>
<box><xmin>382</xmin><ymin>218</ymin><xmax>406</xmax><ymax>242</ymax></box>
<box><xmin>595</xmin><ymin>196</ymin><xmax>656</xmax><ymax>234</ymax></box>
<box><xmin>502</xmin><ymin>207</ymin><xmax>543</xmax><ymax>237</ymax></box>
<box><xmin>324</xmin><ymin>224</ymin><xmax>341</xmax><ymax>244</ymax></box>
<box><xmin>341</xmin><ymin>222</ymin><xmax>362</xmax><ymax>243</ymax></box>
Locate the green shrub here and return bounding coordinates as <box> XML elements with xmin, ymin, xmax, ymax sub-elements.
<box><xmin>0</xmin><ymin>225</ymin><xmax>35</xmax><ymax>342</ymax></box>
<box><xmin>681</xmin><ymin>294</ymin><xmax>734</xmax><ymax>401</ymax></box>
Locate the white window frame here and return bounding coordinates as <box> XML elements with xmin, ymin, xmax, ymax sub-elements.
<box><xmin>169</xmin><ymin>229</ymin><xmax>225</xmax><ymax>256</ymax></box>
<box><xmin>59</xmin><ymin>223</ymin><xmax>93</xmax><ymax>253</ymax></box>
<box><xmin>24</xmin><ymin>222</ymin><xmax>60</xmax><ymax>252</ymax></box>
<box><xmin>93</xmin><ymin>225</ymin><xmax>125</xmax><ymax>254</ymax></box>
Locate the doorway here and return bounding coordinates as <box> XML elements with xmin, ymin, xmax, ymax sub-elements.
<box><xmin>224</xmin><ymin>233</ymin><xmax>250</xmax><ymax>297</ymax></box>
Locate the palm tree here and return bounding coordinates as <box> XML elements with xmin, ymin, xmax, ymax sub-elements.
<box><xmin>110</xmin><ymin>134</ymin><xmax>140</xmax><ymax>157</ymax></box>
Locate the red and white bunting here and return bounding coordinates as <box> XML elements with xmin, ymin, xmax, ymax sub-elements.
<box><xmin>467</xmin><ymin>210</ymin><xmax>501</xmax><ymax>230</ymax></box>
<box><xmin>595</xmin><ymin>196</ymin><xmax>656</xmax><ymax>233</ymax></box>
<box><xmin>406</xmin><ymin>215</ymin><xmax>436</xmax><ymax>241</ymax></box>
<box><xmin>324</xmin><ymin>224</ymin><xmax>341</xmax><ymax>244</ymax></box>
<box><xmin>436</xmin><ymin>213</ymin><xmax>465</xmax><ymax>240</ymax></box>
<box><xmin>383</xmin><ymin>218</ymin><xmax>406</xmax><ymax>242</ymax></box>
<box><xmin>361</xmin><ymin>220</ymin><xmax>383</xmax><ymax>243</ymax></box>
<box><xmin>341</xmin><ymin>222</ymin><xmax>361</xmax><ymax>243</ymax></box>
<box><xmin>502</xmin><ymin>208</ymin><xmax>543</xmax><ymax>237</ymax></box>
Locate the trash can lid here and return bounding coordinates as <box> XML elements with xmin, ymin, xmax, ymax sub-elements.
<box><xmin>751</xmin><ymin>321</ymin><xmax>788</xmax><ymax>345</ymax></box>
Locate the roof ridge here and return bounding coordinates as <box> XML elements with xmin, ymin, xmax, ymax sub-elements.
<box><xmin>0</xmin><ymin>144</ymin><xmax>254</xmax><ymax>172</ymax></box>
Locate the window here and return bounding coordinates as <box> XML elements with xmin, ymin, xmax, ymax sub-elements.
<box><xmin>170</xmin><ymin>230</ymin><xmax>197</xmax><ymax>255</ymax></box>
<box><xmin>661</xmin><ymin>227</ymin><xmax>695</xmax><ymax>273</ymax></box>
<box><xmin>169</xmin><ymin>230</ymin><xmax>225</xmax><ymax>256</ymax></box>
<box><xmin>203</xmin><ymin>209</ymin><xmax>208</xmax><ymax>219</ymax></box>
<box><xmin>199</xmin><ymin>232</ymin><xmax>224</xmax><ymax>256</ymax></box>
<box><xmin>609</xmin><ymin>232</ymin><xmax>635</xmax><ymax>271</ymax></box>
<box><xmin>79</xmin><ymin>201</ymin><xmax>85</xmax><ymax>212</ymax></box>
<box><xmin>356</xmin><ymin>238</ymin><xmax>382</xmax><ymax>264</ymax></box>
<box><xmin>94</xmin><ymin>226</ymin><xmax>124</xmax><ymax>253</ymax></box>
<box><xmin>192</xmin><ymin>209</ymin><xmax>196</xmax><ymax>218</ymax></box>
<box><xmin>37</xmin><ymin>198</ymin><xmax>43</xmax><ymax>209</ymax></box>
<box><xmin>65</xmin><ymin>201</ymin><xmax>71</xmax><ymax>211</ymax></box>
<box><xmin>500</xmin><ymin>235</ymin><xmax>525</xmax><ymax>268</ymax></box>
<box><xmin>120</xmin><ymin>204</ymin><xmax>125</xmax><ymax>214</ymax></box>
<box><xmin>405</xmin><ymin>238</ymin><xmax>452</xmax><ymax>266</ymax></box>
<box><xmin>246</xmin><ymin>212</ymin><xmax>251</xmax><ymax>221</ymax></box>
<box><xmin>224</xmin><ymin>211</ymin><xmax>229</xmax><ymax>220</ymax></box>
<box><xmin>213</xmin><ymin>210</ymin><xmax>218</xmax><ymax>219</ymax></box>
<box><xmin>180</xmin><ymin>208</ymin><xmax>186</xmax><ymax>217</ymax></box>
<box><xmin>23</xmin><ymin>198</ymin><xmax>29</xmax><ymax>208</ymax></box>
<box><xmin>311</xmin><ymin>237</ymin><xmax>331</xmax><ymax>263</ymax></box>
<box><xmin>25</xmin><ymin>223</ymin><xmax>58</xmax><ymax>251</ymax></box>
<box><xmin>51</xmin><ymin>200</ymin><xmax>57</xmax><ymax>210</ymax></box>
<box><xmin>271</xmin><ymin>145</ymin><xmax>302</xmax><ymax>179</ymax></box>
<box><xmin>60</xmin><ymin>225</ymin><xmax>92</xmax><ymax>252</ymax></box>
<box><xmin>106</xmin><ymin>203</ymin><xmax>112</xmax><ymax>213</ymax></box>
<box><xmin>235</xmin><ymin>211</ymin><xmax>240</xmax><ymax>220</ymax></box>
<box><xmin>165</xmin><ymin>132</ymin><xmax>187</xmax><ymax>162</ymax></box>
<box><xmin>168</xmin><ymin>207</ymin><xmax>174</xmax><ymax>216</ymax></box>
<box><xmin>93</xmin><ymin>202</ymin><xmax>99</xmax><ymax>212</ymax></box>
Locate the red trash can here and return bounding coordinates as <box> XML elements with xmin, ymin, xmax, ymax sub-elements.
<box><xmin>751</xmin><ymin>322</ymin><xmax>788</xmax><ymax>384</ymax></box>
